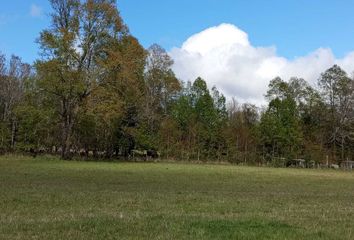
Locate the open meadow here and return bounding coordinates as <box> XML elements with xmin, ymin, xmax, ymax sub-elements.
<box><xmin>0</xmin><ymin>155</ymin><xmax>353</xmax><ymax>239</ymax></box>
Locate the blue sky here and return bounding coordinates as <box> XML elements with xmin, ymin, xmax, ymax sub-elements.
<box><xmin>120</xmin><ymin>0</ymin><xmax>354</xmax><ymax>59</ymax></box>
<box><xmin>1</xmin><ymin>0</ymin><xmax>354</xmax><ymax>63</ymax></box>
<box><xmin>1</xmin><ymin>1</ymin><xmax>354</xmax><ymax>103</ymax></box>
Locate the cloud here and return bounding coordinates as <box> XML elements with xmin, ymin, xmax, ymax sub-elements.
<box><xmin>170</xmin><ymin>23</ymin><xmax>354</xmax><ymax>105</ymax></box>
<box><xmin>30</xmin><ymin>4</ymin><xmax>43</xmax><ymax>18</ymax></box>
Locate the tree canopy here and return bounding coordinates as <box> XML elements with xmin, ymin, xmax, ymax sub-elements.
<box><xmin>1</xmin><ymin>1</ymin><xmax>354</xmax><ymax>165</ymax></box>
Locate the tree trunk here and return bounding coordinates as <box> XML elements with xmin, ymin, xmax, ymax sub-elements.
<box><xmin>60</xmin><ymin>100</ymin><xmax>75</xmax><ymax>160</ymax></box>
<box><xmin>341</xmin><ymin>136</ymin><xmax>345</xmax><ymax>162</ymax></box>
<box><xmin>244</xmin><ymin>140</ymin><xmax>248</xmax><ymax>164</ymax></box>
<box><xmin>11</xmin><ymin>119</ymin><xmax>16</xmax><ymax>150</ymax></box>
<box><xmin>61</xmin><ymin>118</ymin><xmax>74</xmax><ymax>160</ymax></box>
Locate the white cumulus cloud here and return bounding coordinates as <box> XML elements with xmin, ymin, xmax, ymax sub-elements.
<box><xmin>30</xmin><ymin>4</ymin><xmax>43</xmax><ymax>18</ymax></box>
<box><xmin>170</xmin><ymin>23</ymin><xmax>354</xmax><ymax>105</ymax></box>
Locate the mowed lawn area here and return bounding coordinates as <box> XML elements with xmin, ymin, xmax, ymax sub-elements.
<box><xmin>0</xmin><ymin>155</ymin><xmax>353</xmax><ymax>239</ymax></box>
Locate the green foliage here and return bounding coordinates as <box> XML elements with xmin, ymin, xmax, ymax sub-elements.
<box><xmin>1</xmin><ymin>2</ymin><xmax>354</xmax><ymax>164</ymax></box>
<box><xmin>170</xmin><ymin>78</ymin><xmax>227</xmax><ymax>160</ymax></box>
<box><xmin>318</xmin><ymin>65</ymin><xmax>354</xmax><ymax>162</ymax></box>
<box><xmin>0</xmin><ymin>121</ymin><xmax>10</xmax><ymax>150</ymax></box>
<box><xmin>35</xmin><ymin>0</ymin><xmax>145</xmax><ymax>159</ymax></box>
<box><xmin>260</xmin><ymin>77</ymin><xmax>303</xmax><ymax>160</ymax></box>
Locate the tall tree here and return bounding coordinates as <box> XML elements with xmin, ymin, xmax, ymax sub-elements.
<box><xmin>171</xmin><ymin>78</ymin><xmax>227</xmax><ymax>160</ymax></box>
<box><xmin>318</xmin><ymin>65</ymin><xmax>354</xmax><ymax>162</ymax></box>
<box><xmin>0</xmin><ymin>54</ymin><xmax>31</xmax><ymax>150</ymax></box>
<box><xmin>36</xmin><ymin>0</ymin><xmax>133</xmax><ymax>159</ymax></box>
<box><xmin>260</xmin><ymin>77</ymin><xmax>303</xmax><ymax>162</ymax></box>
<box><xmin>137</xmin><ymin>44</ymin><xmax>180</xmax><ymax>150</ymax></box>
<box><xmin>226</xmin><ymin>101</ymin><xmax>259</xmax><ymax>164</ymax></box>
<box><xmin>81</xmin><ymin>31</ymin><xmax>146</xmax><ymax>157</ymax></box>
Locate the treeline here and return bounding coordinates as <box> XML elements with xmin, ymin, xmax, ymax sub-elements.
<box><xmin>1</xmin><ymin>0</ymin><xmax>354</xmax><ymax>164</ymax></box>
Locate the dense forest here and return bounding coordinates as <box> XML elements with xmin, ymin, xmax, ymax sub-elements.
<box><xmin>1</xmin><ymin>0</ymin><xmax>354</xmax><ymax>165</ymax></box>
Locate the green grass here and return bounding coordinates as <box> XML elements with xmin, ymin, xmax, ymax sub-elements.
<box><xmin>0</xmin><ymin>155</ymin><xmax>353</xmax><ymax>239</ymax></box>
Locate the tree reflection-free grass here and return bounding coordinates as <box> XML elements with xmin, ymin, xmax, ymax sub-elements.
<box><xmin>0</xmin><ymin>155</ymin><xmax>353</xmax><ymax>239</ymax></box>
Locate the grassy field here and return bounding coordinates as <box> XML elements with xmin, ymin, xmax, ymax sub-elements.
<box><xmin>0</xmin><ymin>155</ymin><xmax>353</xmax><ymax>239</ymax></box>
